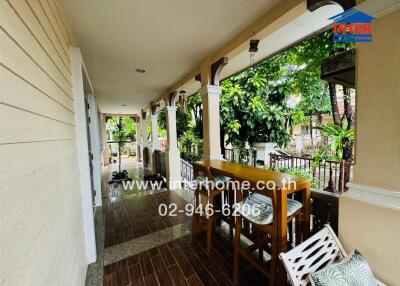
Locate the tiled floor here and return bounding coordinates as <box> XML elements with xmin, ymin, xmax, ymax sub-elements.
<box><xmin>103</xmin><ymin>233</ymin><xmax>268</xmax><ymax>286</ymax></box>
<box><xmin>86</xmin><ymin>158</ymin><xmax>269</xmax><ymax>286</ymax></box>
<box><xmin>104</xmin><ymin>189</ymin><xmax>190</xmax><ymax>247</ymax></box>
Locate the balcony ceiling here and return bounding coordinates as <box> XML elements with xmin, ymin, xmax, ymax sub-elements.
<box><xmin>60</xmin><ymin>0</ymin><xmax>282</xmax><ymax>114</ymax></box>
<box><xmin>60</xmin><ymin>0</ymin><xmax>399</xmax><ymax>115</ymax></box>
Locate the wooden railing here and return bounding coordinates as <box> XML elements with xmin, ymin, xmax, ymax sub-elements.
<box><xmin>180</xmin><ymin>158</ymin><xmax>193</xmax><ymax>182</ymax></box>
<box><xmin>269</xmin><ymin>153</ymin><xmax>351</xmax><ymax>193</ymax></box>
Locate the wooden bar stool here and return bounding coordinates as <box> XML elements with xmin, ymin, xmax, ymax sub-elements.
<box><xmin>233</xmin><ymin>191</ymin><xmax>303</xmax><ymax>285</ymax></box>
<box><xmin>192</xmin><ymin>171</ymin><xmax>231</xmax><ymax>254</ymax></box>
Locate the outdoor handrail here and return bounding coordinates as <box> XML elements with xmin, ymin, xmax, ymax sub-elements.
<box><xmin>180</xmin><ymin>158</ymin><xmax>193</xmax><ymax>182</ymax></box>
<box><xmin>269</xmin><ymin>153</ymin><xmax>352</xmax><ymax>193</ymax></box>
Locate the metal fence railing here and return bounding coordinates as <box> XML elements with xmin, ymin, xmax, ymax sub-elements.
<box><xmin>180</xmin><ymin>158</ymin><xmax>193</xmax><ymax>182</ymax></box>
<box><xmin>269</xmin><ymin>154</ymin><xmax>352</xmax><ymax>193</ymax></box>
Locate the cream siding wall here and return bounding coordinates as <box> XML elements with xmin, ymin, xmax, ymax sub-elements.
<box><xmin>0</xmin><ymin>1</ymin><xmax>87</xmax><ymax>285</ymax></box>
<box><xmin>339</xmin><ymin>9</ymin><xmax>400</xmax><ymax>286</ymax></box>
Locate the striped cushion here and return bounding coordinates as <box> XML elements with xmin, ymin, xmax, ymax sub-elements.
<box><xmin>192</xmin><ymin>174</ymin><xmax>231</xmax><ymax>190</ymax></box>
<box><xmin>235</xmin><ymin>193</ymin><xmax>302</xmax><ymax>225</ymax></box>
<box><xmin>213</xmin><ymin>174</ymin><xmax>231</xmax><ymax>183</ymax></box>
<box><xmin>194</xmin><ymin>174</ymin><xmax>231</xmax><ymax>183</ymax></box>
<box><xmin>309</xmin><ymin>249</ymin><xmax>376</xmax><ymax>286</ymax></box>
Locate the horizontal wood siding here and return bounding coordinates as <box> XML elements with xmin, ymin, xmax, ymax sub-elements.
<box><xmin>0</xmin><ymin>1</ymin><xmax>87</xmax><ymax>285</ymax></box>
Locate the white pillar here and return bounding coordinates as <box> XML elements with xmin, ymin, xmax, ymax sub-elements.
<box><xmin>136</xmin><ymin>118</ymin><xmax>142</xmax><ymax>162</ymax></box>
<box><xmin>101</xmin><ymin>117</ymin><xmax>110</xmax><ymax>166</ymax></box>
<box><xmin>200</xmin><ymin>85</ymin><xmax>223</xmax><ymax>160</ymax></box>
<box><xmin>142</xmin><ymin>117</ymin><xmax>148</xmax><ymax>146</ymax></box>
<box><xmin>141</xmin><ymin>115</ymin><xmax>149</xmax><ymax>168</ymax></box>
<box><xmin>151</xmin><ymin>114</ymin><xmax>160</xmax><ymax>151</ymax></box>
<box><xmin>165</xmin><ymin>105</ymin><xmax>181</xmax><ymax>189</ymax></box>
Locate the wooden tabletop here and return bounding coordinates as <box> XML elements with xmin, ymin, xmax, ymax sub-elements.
<box><xmin>193</xmin><ymin>160</ymin><xmax>309</xmax><ymax>193</ymax></box>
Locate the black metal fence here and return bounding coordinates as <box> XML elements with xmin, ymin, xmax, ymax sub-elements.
<box><xmin>223</xmin><ymin>148</ymin><xmax>257</xmax><ymax>167</ymax></box>
<box><xmin>181</xmin><ymin>158</ymin><xmax>193</xmax><ymax>182</ymax></box>
<box><xmin>269</xmin><ymin>154</ymin><xmax>351</xmax><ymax>193</ymax></box>
<box><xmin>179</xmin><ymin>150</ymin><xmax>341</xmax><ymax>235</ymax></box>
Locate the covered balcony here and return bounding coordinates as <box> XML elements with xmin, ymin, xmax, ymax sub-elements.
<box><xmin>1</xmin><ymin>0</ymin><xmax>399</xmax><ymax>286</ymax></box>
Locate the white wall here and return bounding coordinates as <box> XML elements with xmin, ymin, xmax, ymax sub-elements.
<box><xmin>0</xmin><ymin>1</ymin><xmax>90</xmax><ymax>285</ymax></box>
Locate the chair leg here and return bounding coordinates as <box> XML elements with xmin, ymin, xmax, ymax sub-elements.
<box><xmin>255</xmin><ymin>230</ymin><xmax>263</xmax><ymax>262</ymax></box>
<box><xmin>233</xmin><ymin>216</ymin><xmax>241</xmax><ymax>285</ymax></box>
<box><xmin>206</xmin><ymin>194</ymin><xmax>216</xmax><ymax>254</ymax></box>
<box><xmin>269</xmin><ymin>231</ymin><xmax>277</xmax><ymax>286</ymax></box>
<box><xmin>229</xmin><ymin>190</ymin><xmax>234</xmax><ymax>242</ymax></box>
<box><xmin>288</xmin><ymin>219</ymin><xmax>293</xmax><ymax>248</ymax></box>
<box><xmin>295</xmin><ymin>213</ymin><xmax>302</xmax><ymax>246</ymax></box>
<box><xmin>206</xmin><ymin>216</ymin><xmax>214</xmax><ymax>254</ymax></box>
<box><xmin>229</xmin><ymin>218</ymin><xmax>234</xmax><ymax>242</ymax></box>
<box><xmin>192</xmin><ymin>190</ymin><xmax>199</xmax><ymax>237</ymax></box>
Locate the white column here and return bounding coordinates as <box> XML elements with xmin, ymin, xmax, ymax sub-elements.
<box><xmin>200</xmin><ymin>85</ymin><xmax>223</xmax><ymax>160</ymax></box>
<box><xmin>165</xmin><ymin>105</ymin><xmax>181</xmax><ymax>189</ymax></box>
<box><xmin>136</xmin><ymin>119</ymin><xmax>142</xmax><ymax>162</ymax></box>
<box><xmin>101</xmin><ymin>117</ymin><xmax>110</xmax><ymax>166</ymax></box>
<box><xmin>142</xmin><ymin>117</ymin><xmax>148</xmax><ymax>146</ymax></box>
<box><xmin>141</xmin><ymin>116</ymin><xmax>149</xmax><ymax>168</ymax></box>
<box><xmin>151</xmin><ymin>114</ymin><xmax>160</xmax><ymax>151</ymax></box>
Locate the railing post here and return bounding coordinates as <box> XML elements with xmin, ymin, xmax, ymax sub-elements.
<box><xmin>269</xmin><ymin>153</ymin><xmax>275</xmax><ymax>168</ymax></box>
<box><xmin>324</xmin><ymin>164</ymin><xmax>335</xmax><ymax>193</ymax></box>
<box><xmin>339</xmin><ymin>159</ymin><xmax>351</xmax><ymax>193</ymax></box>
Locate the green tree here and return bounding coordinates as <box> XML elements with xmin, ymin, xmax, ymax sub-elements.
<box><xmin>157</xmin><ymin>104</ymin><xmax>191</xmax><ymax>139</ymax></box>
<box><xmin>178</xmin><ymin>130</ymin><xmax>203</xmax><ymax>162</ymax></box>
<box><xmin>106</xmin><ymin>117</ymin><xmax>136</xmax><ymax>141</ymax></box>
<box><xmin>187</xmin><ymin>93</ymin><xmax>203</xmax><ymax>138</ymax></box>
<box><xmin>219</xmin><ymin>31</ymin><xmax>354</xmax><ymax>153</ymax></box>
<box><xmin>316</xmin><ymin>119</ymin><xmax>355</xmax><ymax>161</ymax></box>
<box><xmin>220</xmin><ymin>53</ymin><xmax>296</xmax><ymax>149</ymax></box>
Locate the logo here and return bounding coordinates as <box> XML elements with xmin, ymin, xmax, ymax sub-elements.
<box><xmin>329</xmin><ymin>8</ymin><xmax>375</xmax><ymax>42</ymax></box>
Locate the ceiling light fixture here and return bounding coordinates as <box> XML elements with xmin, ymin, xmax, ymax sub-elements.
<box><xmin>135</xmin><ymin>68</ymin><xmax>146</xmax><ymax>73</ymax></box>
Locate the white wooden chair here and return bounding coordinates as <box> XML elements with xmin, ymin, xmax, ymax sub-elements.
<box><xmin>279</xmin><ymin>225</ymin><xmax>385</xmax><ymax>286</ymax></box>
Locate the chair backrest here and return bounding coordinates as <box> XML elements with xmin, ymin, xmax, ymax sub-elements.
<box><xmin>279</xmin><ymin>225</ymin><xmax>347</xmax><ymax>286</ymax></box>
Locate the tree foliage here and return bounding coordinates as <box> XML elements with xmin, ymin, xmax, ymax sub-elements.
<box><xmin>155</xmin><ymin>31</ymin><xmax>356</xmax><ymax>161</ymax></box>
<box><xmin>157</xmin><ymin>104</ymin><xmax>191</xmax><ymax>139</ymax></box>
<box><xmin>106</xmin><ymin>117</ymin><xmax>136</xmax><ymax>141</ymax></box>
<box><xmin>315</xmin><ymin>119</ymin><xmax>355</xmax><ymax>161</ymax></box>
<box><xmin>220</xmin><ymin>67</ymin><xmax>294</xmax><ymax>148</ymax></box>
<box><xmin>220</xmin><ymin>31</ymin><xmax>354</xmax><ymax>149</ymax></box>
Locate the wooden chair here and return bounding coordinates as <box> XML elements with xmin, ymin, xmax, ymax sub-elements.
<box><xmin>192</xmin><ymin>171</ymin><xmax>232</xmax><ymax>254</ymax></box>
<box><xmin>233</xmin><ymin>190</ymin><xmax>303</xmax><ymax>286</ymax></box>
<box><xmin>279</xmin><ymin>225</ymin><xmax>385</xmax><ymax>286</ymax></box>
